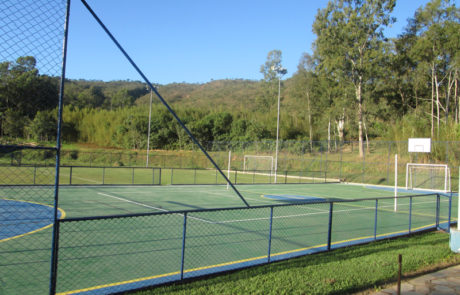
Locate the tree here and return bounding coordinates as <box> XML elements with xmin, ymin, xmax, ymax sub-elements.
<box><xmin>404</xmin><ymin>0</ymin><xmax>460</xmax><ymax>137</ymax></box>
<box><xmin>76</xmin><ymin>86</ymin><xmax>105</xmax><ymax>108</ymax></box>
<box><xmin>292</xmin><ymin>53</ymin><xmax>323</xmax><ymax>148</ymax></box>
<box><xmin>0</xmin><ymin>56</ymin><xmax>58</xmax><ymax>136</ymax></box>
<box><xmin>2</xmin><ymin>108</ymin><xmax>27</xmax><ymax>138</ymax></box>
<box><xmin>313</xmin><ymin>0</ymin><xmax>396</xmax><ymax>157</ymax></box>
<box><xmin>28</xmin><ymin>110</ymin><xmax>57</xmax><ymax>141</ymax></box>
<box><xmin>258</xmin><ymin>50</ymin><xmax>284</xmax><ymax>112</ymax></box>
<box><xmin>111</xmin><ymin>89</ymin><xmax>134</xmax><ymax>109</ymax></box>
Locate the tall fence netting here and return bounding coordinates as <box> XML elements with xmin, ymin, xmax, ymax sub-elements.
<box><xmin>0</xmin><ymin>0</ymin><xmax>67</xmax><ymax>294</ymax></box>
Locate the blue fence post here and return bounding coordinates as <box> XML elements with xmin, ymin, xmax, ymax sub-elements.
<box><xmin>436</xmin><ymin>194</ymin><xmax>440</xmax><ymax>229</ymax></box>
<box><xmin>374</xmin><ymin>199</ymin><xmax>378</xmax><ymax>240</ymax></box>
<box><xmin>327</xmin><ymin>202</ymin><xmax>333</xmax><ymax>251</ymax></box>
<box><xmin>268</xmin><ymin>206</ymin><xmax>274</xmax><ymax>263</ymax></box>
<box><xmin>409</xmin><ymin>196</ymin><xmax>413</xmax><ymax>233</ymax></box>
<box><xmin>49</xmin><ymin>219</ymin><xmax>61</xmax><ymax>295</ymax></box>
<box><xmin>448</xmin><ymin>194</ymin><xmax>452</xmax><ymax>233</ymax></box>
<box><xmin>180</xmin><ymin>212</ymin><xmax>188</xmax><ymax>280</ymax></box>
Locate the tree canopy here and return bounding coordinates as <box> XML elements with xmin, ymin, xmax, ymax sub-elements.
<box><xmin>1</xmin><ymin>0</ymin><xmax>459</xmax><ymax>150</ymax></box>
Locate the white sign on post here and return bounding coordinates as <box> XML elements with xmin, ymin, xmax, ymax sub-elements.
<box><xmin>408</xmin><ymin>138</ymin><xmax>431</xmax><ymax>153</ymax></box>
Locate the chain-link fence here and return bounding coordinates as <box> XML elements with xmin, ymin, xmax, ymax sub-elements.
<box><xmin>0</xmin><ymin>0</ymin><xmax>68</xmax><ymax>294</ymax></box>
<box><xmin>7</xmin><ymin>140</ymin><xmax>452</xmax><ymax>189</ymax></box>
<box><xmin>1</xmin><ymin>1</ymin><xmax>458</xmax><ymax>294</ymax></box>
<box><xmin>55</xmin><ymin>193</ymin><xmax>451</xmax><ymax>294</ymax></box>
<box><xmin>0</xmin><ymin>147</ymin><xmax>59</xmax><ymax>295</ymax></box>
<box><xmin>3</xmin><ymin>140</ymin><xmax>458</xmax><ymax>190</ymax></box>
<box><xmin>0</xmin><ymin>165</ymin><xmax>327</xmax><ymax>186</ymax></box>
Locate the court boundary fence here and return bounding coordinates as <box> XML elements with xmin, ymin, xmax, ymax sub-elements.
<box><xmin>0</xmin><ymin>165</ymin><xmax>331</xmax><ymax>186</ymax></box>
<box><xmin>54</xmin><ymin>193</ymin><xmax>453</xmax><ymax>294</ymax></box>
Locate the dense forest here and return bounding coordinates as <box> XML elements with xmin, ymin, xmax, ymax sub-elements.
<box><xmin>0</xmin><ymin>0</ymin><xmax>459</xmax><ymax>153</ymax></box>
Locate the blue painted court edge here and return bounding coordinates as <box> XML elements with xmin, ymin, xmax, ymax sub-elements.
<box><xmin>0</xmin><ymin>199</ymin><xmax>64</xmax><ymax>241</ymax></box>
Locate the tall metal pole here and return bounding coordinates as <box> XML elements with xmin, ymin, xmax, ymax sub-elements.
<box><xmin>273</xmin><ymin>66</ymin><xmax>286</xmax><ymax>183</ymax></box>
<box><xmin>146</xmin><ymin>89</ymin><xmax>153</xmax><ymax>167</ymax></box>
<box><xmin>394</xmin><ymin>154</ymin><xmax>398</xmax><ymax>211</ymax></box>
<box><xmin>274</xmin><ymin>76</ymin><xmax>281</xmax><ymax>183</ymax></box>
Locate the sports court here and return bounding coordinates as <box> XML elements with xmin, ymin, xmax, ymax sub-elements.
<box><xmin>1</xmin><ymin>181</ymin><xmax>456</xmax><ymax>294</ymax></box>
<box><xmin>1</xmin><ymin>0</ymin><xmax>459</xmax><ymax>294</ymax></box>
<box><xmin>53</xmin><ymin>182</ymin><xmax>450</xmax><ymax>216</ymax></box>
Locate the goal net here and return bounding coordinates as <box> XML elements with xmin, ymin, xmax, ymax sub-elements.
<box><xmin>243</xmin><ymin>155</ymin><xmax>274</xmax><ymax>173</ymax></box>
<box><xmin>405</xmin><ymin>163</ymin><xmax>451</xmax><ymax>192</ymax></box>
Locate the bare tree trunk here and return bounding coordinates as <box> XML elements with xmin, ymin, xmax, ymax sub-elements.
<box><xmin>455</xmin><ymin>75</ymin><xmax>459</xmax><ymax>124</ymax></box>
<box><xmin>435</xmin><ymin>72</ymin><xmax>440</xmax><ymax>137</ymax></box>
<box><xmin>363</xmin><ymin>119</ymin><xmax>369</xmax><ymax>151</ymax></box>
<box><xmin>328</xmin><ymin>119</ymin><xmax>331</xmax><ymax>152</ymax></box>
<box><xmin>431</xmin><ymin>65</ymin><xmax>435</xmax><ymax>139</ymax></box>
<box><xmin>356</xmin><ymin>79</ymin><xmax>364</xmax><ymax>157</ymax></box>
<box><xmin>446</xmin><ymin>71</ymin><xmax>452</xmax><ymax>123</ymax></box>
<box><xmin>333</xmin><ymin>121</ymin><xmax>337</xmax><ymax>151</ymax></box>
<box><xmin>306</xmin><ymin>90</ymin><xmax>313</xmax><ymax>151</ymax></box>
<box><xmin>337</xmin><ymin>110</ymin><xmax>345</xmax><ymax>143</ymax></box>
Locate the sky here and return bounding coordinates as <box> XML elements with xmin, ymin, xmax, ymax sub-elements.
<box><xmin>66</xmin><ymin>0</ymin><xmax>440</xmax><ymax>85</ymax></box>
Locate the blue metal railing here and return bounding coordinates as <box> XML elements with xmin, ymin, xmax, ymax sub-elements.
<box><xmin>54</xmin><ymin>193</ymin><xmax>452</xmax><ymax>294</ymax></box>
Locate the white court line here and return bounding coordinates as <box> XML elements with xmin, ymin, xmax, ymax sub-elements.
<box><xmin>96</xmin><ymin>191</ymin><xmax>446</xmax><ymax>226</ymax></box>
<box><xmin>97</xmin><ymin>192</ymin><xmax>168</xmax><ymax>212</ymax></box>
<box><xmin>97</xmin><ymin>192</ymin><xmax>213</xmax><ymax>223</ymax></box>
<box><xmin>215</xmin><ymin>202</ymin><xmax>427</xmax><ymax>224</ymax></box>
<box><xmin>60</xmin><ymin>171</ymin><xmax>100</xmax><ymax>184</ymax></box>
<box><xmin>97</xmin><ymin>191</ymin><xmax>446</xmax><ymax>225</ymax></box>
<box><xmin>105</xmin><ymin>187</ymin><xmax>275</xmax><ymax>204</ymax></box>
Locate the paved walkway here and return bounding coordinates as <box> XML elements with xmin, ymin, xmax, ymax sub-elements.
<box><xmin>371</xmin><ymin>264</ymin><xmax>460</xmax><ymax>295</ymax></box>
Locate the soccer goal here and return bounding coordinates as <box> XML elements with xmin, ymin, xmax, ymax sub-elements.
<box><xmin>405</xmin><ymin>163</ymin><xmax>451</xmax><ymax>192</ymax></box>
<box><xmin>243</xmin><ymin>155</ymin><xmax>274</xmax><ymax>173</ymax></box>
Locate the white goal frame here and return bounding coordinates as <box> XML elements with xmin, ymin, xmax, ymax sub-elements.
<box><xmin>405</xmin><ymin>163</ymin><xmax>451</xmax><ymax>192</ymax></box>
<box><xmin>243</xmin><ymin>155</ymin><xmax>274</xmax><ymax>173</ymax></box>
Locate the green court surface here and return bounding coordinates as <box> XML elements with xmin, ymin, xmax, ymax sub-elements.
<box><xmin>54</xmin><ymin>182</ymin><xmax>438</xmax><ymax>218</ymax></box>
<box><xmin>1</xmin><ymin>183</ymin><xmax>457</xmax><ymax>295</ymax></box>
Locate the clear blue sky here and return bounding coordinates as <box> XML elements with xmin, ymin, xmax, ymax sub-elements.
<box><xmin>66</xmin><ymin>0</ymin><xmax>437</xmax><ymax>85</ymax></box>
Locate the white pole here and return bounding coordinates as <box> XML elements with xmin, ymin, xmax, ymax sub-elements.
<box><xmin>146</xmin><ymin>89</ymin><xmax>153</xmax><ymax>167</ymax></box>
<box><xmin>394</xmin><ymin>154</ymin><xmax>398</xmax><ymax>212</ymax></box>
<box><xmin>227</xmin><ymin>150</ymin><xmax>231</xmax><ymax>190</ymax></box>
<box><xmin>274</xmin><ymin>76</ymin><xmax>281</xmax><ymax>183</ymax></box>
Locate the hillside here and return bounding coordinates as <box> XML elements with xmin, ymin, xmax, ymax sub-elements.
<box><xmin>1</xmin><ymin>0</ymin><xmax>458</xmax><ymax>150</ymax></box>
<box><xmin>135</xmin><ymin>79</ymin><xmax>263</xmax><ymax>111</ymax></box>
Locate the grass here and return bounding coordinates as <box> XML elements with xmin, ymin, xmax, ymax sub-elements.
<box><xmin>2</xmin><ymin>142</ymin><xmax>458</xmax><ymax>189</ymax></box>
<box><xmin>129</xmin><ymin>231</ymin><xmax>460</xmax><ymax>295</ymax></box>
